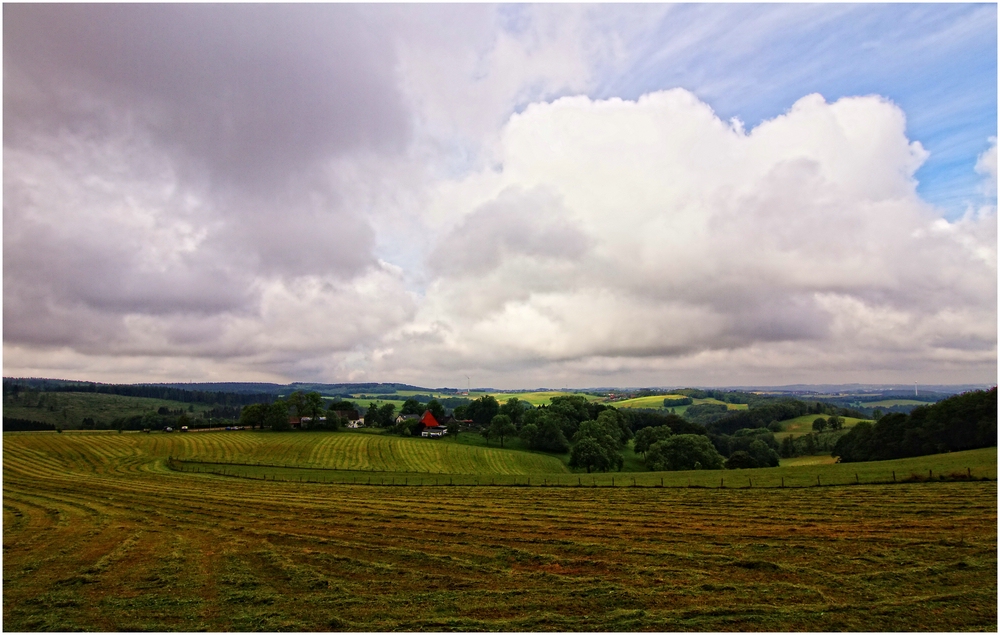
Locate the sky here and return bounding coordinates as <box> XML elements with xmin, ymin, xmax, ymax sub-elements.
<box><xmin>3</xmin><ymin>3</ymin><xmax>997</xmax><ymax>389</ymax></box>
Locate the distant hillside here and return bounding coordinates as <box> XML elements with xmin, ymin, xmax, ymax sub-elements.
<box><xmin>3</xmin><ymin>378</ymin><xmax>433</xmax><ymax>398</ymax></box>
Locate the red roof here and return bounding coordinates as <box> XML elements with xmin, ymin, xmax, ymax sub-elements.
<box><xmin>419</xmin><ymin>410</ymin><xmax>441</xmax><ymax>428</ymax></box>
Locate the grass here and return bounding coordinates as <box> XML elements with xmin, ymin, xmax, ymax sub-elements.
<box><xmin>487</xmin><ymin>391</ymin><xmax>603</xmax><ymax>406</ymax></box>
<box><xmin>865</xmin><ymin>399</ymin><xmax>931</xmax><ymax>407</ymax></box>
<box><xmin>774</xmin><ymin>414</ymin><xmax>868</xmax><ymax>440</ymax></box>
<box><xmin>2</xmin><ymin>391</ymin><xmax>213</xmax><ymax>429</ymax></box>
<box><xmin>612</xmin><ymin>396</ymin><xmax>749</xmax><ymax>413</ymax></box>
<box><xmin>4</xmin><ymin>431</ymin><xmax>996</xmax><ymax>631</ymax></box>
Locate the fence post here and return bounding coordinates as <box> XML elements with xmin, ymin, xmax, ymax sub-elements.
<box><xmin>892</xmin><ymin>471</ymin><xmax>895</xmax><ymax>482</ymax></box>
<box><xmin>817</xmin><ymin>476</ymin><xmax>821</xmax><ymax>486</ymax></box>
<box><xmin>780</xmin><ymin>477</ymin><xmax>784</xmax><ymax>488</ymax></box>
<box><xmin>929</xmin><ymin>469</ymin><xmax>933</xmax><ymax>479</ymax></box>
<box><xmin>968</xmin><ymin>467</ymin><xmax>972</xmax><ymax>478</ymax></box>
<box><xmin>855</xmin><ymin>473</ymin><xmax>859</xmax><ymax>484</ymax></box>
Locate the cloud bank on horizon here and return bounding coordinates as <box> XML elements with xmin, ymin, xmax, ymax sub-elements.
<box><xmin>3</xmin><ymin>4</ymin><xmax>996</xmax><ymax>388</ymax></box>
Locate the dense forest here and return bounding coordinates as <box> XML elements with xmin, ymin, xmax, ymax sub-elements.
<box><xmin>833</xmin><ymin>388</ymin><xmax>997</xmax><ymax>462</ymax></box>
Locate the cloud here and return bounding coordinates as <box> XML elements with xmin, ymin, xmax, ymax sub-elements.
<box><xmin>976</xmin><ymin>137</ymin><xmax>998</xmax><ymax>198</ymax></box>
<box><xmin>3</xmin><ymin>5</ymin><xmax>994</xmax><ymax>387</ymax></box>
<box><xmin>2</xmin><ymin>5</ymin><xmax>420</xmax><ymax>377</ymax></box>
<box><xmin>3</xmin><ymin>4</ymin><xmax>411</xmax><ymax>191</ymax></box>
<box><xmin>372</xmin><ymin>90</ymin><xmax>995</xmax><ymax>386</ymax></box>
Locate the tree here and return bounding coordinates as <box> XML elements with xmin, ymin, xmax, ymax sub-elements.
<box><xmin>286</xmin><ymin>391</ymin><xmax>307</xmax><ymax>417</ymax></box>
<box><xmin>747</xmin><ymin>439</ymin><xmax>780</xmax><ymax>467</ymax></box>
<box><xmin>466</xmin><ymin>395</ymin><xmax>499</xmax><ymax>426</ymax></box>
<box><xmin>595</xmin><ymin>409</ymin><xmax>631</xmax><ymax>445</ymax></box>
<box><xmin>489</xmin><ymin>414</ymin><xmax>516</xmax><ymax>448</ymax></box>
<box><xmin>572</xmin><ymin>414</ymin><xmax>625</xmax><ymax>471</ymax></box>
<box><xmin>724</xmin><ymin>450</ymin><xmax>758</xmax><ymax>469</ymax></box>
<box><xmin>570</xmin><ymin>437</ymin><xmax>620</xmax><ymax>473</ymax></box>
<box><xmin>803</xmin><ymin>432</ymin><xmax>817</xmax><ymax>455</ymax></box>
<box><xmin>527</xmin><ymin>413</ymin><xmax>570</xmax><ymax>453</ymax></box>
<box><xmin>240</xmin><ymin>403</ymin><xmax>265</xmax><ymax>429</ymax></box>
<box><xmin>833</xmin><ymin>387</ymin><xmax>997</xmax><ymax>462</ymax></box>
<box><xmin>779</xmin><ymin>434</ymin><xmax>797</xmax><ymax>458</ymax></box>
<box><xmin>266</xmin><ymin>401</ymin><xmax>290</xmax><ymax>431</ymax></box>
<box><xmin>303</xmin><ymin>392</ymin><xmax>325</xmax><ymax>420</ymax></box>
<box><xmin>826</xmin><ymin>415</ymin><xmax>843</xmax><ymax>431</ymax></box>
<box><xmin>645</xmin><ymin>434</ymin><xmax>724</xmax><ymax>471</ymax></box>
<box><xmin>425</xmin><ymin>399</ymin><xmax>446</xmax><ymax>422</ymax></box>
<box><xmin>812</xmin><ymin>417</ymin><xmax>828</xmax><ymax>432</ymax></box>
<box><xmin>519</xmin><ymin>423</ymin><xmax>538</xmax><ymax>447</ymax></box>
<box><xmin>633</xmin><ymin>425</ymin><xmax>673</xmax><ymax>456</ymax></box>
<box><xmin>499</xmin><ymin>397</ymin><xmax>528</xmax><ymax>426</ymax></box>
<box><xmin>378</xmin><ymin>403</ymin><xmax>396</xmax><ymax>427</ymax></box>
<box><xmin>401</xmin><ymin>398</ymin><xmax>423</xmax><ymax>416</ymax></box>
<box><xmin>363</xmin><ymin>402</ymin><xmax>380</xmax><ymax>427</ymax></box>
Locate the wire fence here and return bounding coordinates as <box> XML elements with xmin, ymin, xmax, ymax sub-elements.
<box><xmin>165</xmin><ymin>457</ymin><xmax>993</xmax><ymax>489</ymax></box>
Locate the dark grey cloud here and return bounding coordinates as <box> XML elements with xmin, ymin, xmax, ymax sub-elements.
<box><xmin>3</xmin><ymin>4</ymin><xmax>414</xmax><ymax>361</ymax></box>
<box><xmin>4</xmin><ymin>4</ymin><xmax>410</xmax><ymax>190</ymax></box>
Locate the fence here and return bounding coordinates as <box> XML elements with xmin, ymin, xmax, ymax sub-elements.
<box><xmin>165</xmin><ymin>457</ymin><xmax>992</xmax><ymax>489</ymax></box>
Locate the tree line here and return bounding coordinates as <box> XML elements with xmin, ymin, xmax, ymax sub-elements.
<box><xmin>3</xmin><ymin>379</ymin><xmax>275</xmax><ymax>407</ymax></box>
<box><xmin>833</xmin><ymin>388</ymin><xmax>996</xmax><ymax>462</ymax></box>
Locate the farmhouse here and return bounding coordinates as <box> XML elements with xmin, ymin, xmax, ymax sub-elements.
<box><xmin>289</xmin><ymin>416</ymin><xmax>327</xmax><ymax>429</ymax></box>
<box><xmin>419</xmin><ymin>411</ymin><xmax>447</xmax><ymax>438</ymax></box>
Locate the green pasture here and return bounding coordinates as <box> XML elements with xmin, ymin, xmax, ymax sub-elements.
<box><xmin>779</xmin><ymin>455</ymin><xmax>838</xmax><ymax>467</ymax></box>
<box><xmin>1</xmin><ymin>391</ymin><xmax>212</xmax><ymax>429</ymax></box>
<box><xmin>774</xmin><ymin>414</ymin><xmax>869</xmax><ymax>440</ymax></box>
<box><xmin>611</xmin><ymin>395</ymin><xmax>748</xmax><ymax>413</ymax></box>
<box><xmin>486</xmin><ymin>391</ymin><xmax>601</xmax><ymax>406</ymax></box>
<box><xmin>865</xmin><ymin>399</ymin><xmax>930</xmax><ymax>407</ymax></box>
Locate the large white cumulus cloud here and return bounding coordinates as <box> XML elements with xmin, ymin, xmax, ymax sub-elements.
<box><xmin>376</xmin><ymin>90</ymin><xmax>996</xmax><ymax>385</ymax></box>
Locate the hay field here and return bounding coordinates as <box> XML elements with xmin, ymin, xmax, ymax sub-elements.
<box><xmin>3</xmin><ymin>431</ymin><xmax>996</xmax><ymax>631</ymax></box>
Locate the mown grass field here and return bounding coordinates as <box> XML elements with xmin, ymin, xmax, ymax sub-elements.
<box><xmin>4</xmin><ymin>431</ymin><xmax>996</xmax><ymax>631</ymax></box>
<box><xmin>2</xmin><ymin>391</ymin><xmax>212</xmax><ymax>428</ymax></box>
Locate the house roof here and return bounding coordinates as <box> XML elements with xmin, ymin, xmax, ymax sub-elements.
<box><xmin>419</xmin><ymin>410</ymin><xmax>440</xmax><ymax>428</ymax></box>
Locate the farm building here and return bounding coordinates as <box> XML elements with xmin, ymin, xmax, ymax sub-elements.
<box><xmin>419</xmin><ymin>411</ymin><xmax>447</xmax><ymax>438</ymax></box>
<box><xmin>289</xmin><ymin>416</ymin><xmax>326</xmax><ymax>429</ymax></box>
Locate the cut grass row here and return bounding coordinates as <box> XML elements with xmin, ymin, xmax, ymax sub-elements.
<box><xmin>3</xmin><ymin>430</ymin><xmax>995</xmax><ymax>631</ymax></box>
